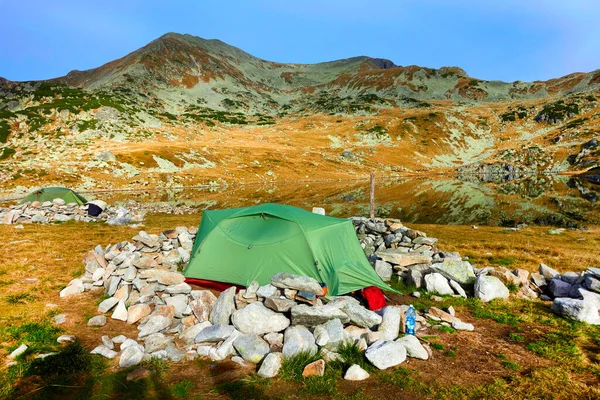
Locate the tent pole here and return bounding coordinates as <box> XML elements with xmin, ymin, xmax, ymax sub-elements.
<box><xmin>369</xmin><ymin>172</ymin><xmax>375</xmax><ymax>219</ymax></box>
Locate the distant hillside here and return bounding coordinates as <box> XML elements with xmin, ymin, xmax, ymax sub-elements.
<box><xmin>0</xmin><ymin>32</ymin><xmax>599</xmax><ymax>196</ymax></box>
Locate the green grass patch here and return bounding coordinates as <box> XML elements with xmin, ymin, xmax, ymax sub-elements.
<box><xmin>4</xmin><ymin>291</ymin><xmax>37</xmax><ymax>304</ymax></box>
<box><xmin>508</xmin><ymin>333</ymin><xmax>525</xmax><ymax>342</ymax></box>
<box><xmin>0</xmin><ymin>147</ymin><xmax>15</xmax><ymax>160</ymax></box>
<box><xmin>280</xmin><ymin>351</ymin><xmax>322</xmax><ymax>382</ymax></box>
<box><xmin>169</xmin><ymin>380</ymin><xmax>195</xmax><ymax>398</ymax></box>
<box><xmin>526</xmin><ymin>331</ymin><xmax>581</xmax><ymax>362</ymax></box>
<box><xmin>467</xmin><ymin>299</ymin><xmax>521</xmax><ymax>326</ymax></box>
<box><xmin>430</xmin><ymin>342</ymin><xmax>445</xmax><ymax>350</ymax></box>
<box><xmin>6</xmin><ymin>322</ymin><xmax>61</xmax><ymax>354</ymax></box>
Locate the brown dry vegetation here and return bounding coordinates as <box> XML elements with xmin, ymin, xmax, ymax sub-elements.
<box><xmin>0</xmin><ymin>215</ymin><xmax>599</xmax><ymax>399</ymax></box>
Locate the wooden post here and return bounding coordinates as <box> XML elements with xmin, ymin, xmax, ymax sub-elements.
<box><xmin>369</xmin><ymin>172</ymin><xmax>375</xmax><ymax>218</ymax></box>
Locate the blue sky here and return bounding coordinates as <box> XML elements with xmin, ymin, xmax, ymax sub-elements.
<box><xmin>1</xmin><ymin>0</ymin><xmax>599</xmax><ymax>82</ymax></box>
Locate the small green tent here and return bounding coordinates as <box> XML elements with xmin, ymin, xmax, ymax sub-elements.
<box><xmin>184</xmin><ymin>203</ymin><xmax>395</xmax><ymax>296</ymax></box>
<box><xmin>20</xmin><ymin>187</ymin><xmax>88</xmax><ymax>206</ymax></box>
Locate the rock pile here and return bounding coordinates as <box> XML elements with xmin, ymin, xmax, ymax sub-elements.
<box><xmin>353</xmin><ymin>217</ymin><xmax>600</xmax><ymax>325</ymax></box>
<box><xmin>59</xmin><ymin>227</ymin><xmax>476</xmax><ymax>377</ymax></box>
<box><xmin>0</xmin><ymin>199</ymin><xmax>144</xmax><ymax>225</ymax></box>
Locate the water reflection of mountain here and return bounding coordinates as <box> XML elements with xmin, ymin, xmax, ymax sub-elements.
<box><xmin>82</xmin><ymin>175</ymin><xmax>600</xmax><ymax>227</ymax></box>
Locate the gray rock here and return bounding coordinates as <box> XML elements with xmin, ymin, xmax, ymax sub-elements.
<box><xmin>231</xmin><ymin>302</ymin><xmax>291</xmax><ymax>334</ymax></box>
<box><xmin>584</xmin><ymin>275</ymin><xmax>600</xmax><ymax>293</ymax></box>
<box><xmin>424</xmin><ymin>273</ymin><xmax>454</xmax><ymax>295</ymax></box>
<box><xmin>256</xmin><ymin>284</ymin><xmax>278</xmax><ymax>298</ymax></box>
<box><xmin>344</xmin><ymin>364</ymin><xmax>370</xmax><ymax>381</ymax></box>
<box><xmin>143</xmin><ymin>333</ymin><xmax>173</xmax><ymax>353</ymax></box>
<box><xmin>282</xmin><ymin>326</ymin><xmax>318</xmax><ymax>359</ymax></box>
<box><xmin>257</xmin><ymin>352</ymin><xmax>284</xmax><ymax>378</ymax></box>
<box><xmin>376</xmin><ymin>249</ymin><xmax>432</xmax><ymax>267</ymax></box>
<box><xmin>378</xmin><ymin>306</ymin><xmax>401</xmax><ymax>341</ymax></box>
<box><xmin>539</xmin><ymin>263</ymin><xmax>560</xmax><ymax>281</ymax></box>
<box><xmin>243</xmin><ymin>281</ymin><xmax>260</xmax><ymax>299</ymax></box>
<box><xmin>165</xmin><ymin>294</ymin><xmax>188</xmax><ymax>318</ymax></box>
<box><xmin>98</xmin><ymin>297</ymin><xmax>120</xmax><ymax>314</ymax></box>
<box><xmin>209</xmin><ymin>329</ymin><xmax>241</xmax><ymax>361</ymax></box>
<box><xmin>430</xmin><ymin>259</ymin><xmax>476</xmax><ymax>285</ymax></box>
<box><xmin>560</xmin><ymin>272</ymin><xmax>580</xmax><ymax>285</ymax></box>
<box><xmin>264</xmin><ymin>296</ymin><xmax>297</xmax><ymax>313</ymax></box>
<box><xmin>548</xmin><ymin>278</ymin><xmax>572</xmax><ymax>298</ymax></box>
<box><xmin>341</xmin><ymin>302</ymin><xmax>382</xmax><ymax>328</ymax></box>
<box><xmin>138</xmin><ymin>315</ymin><xmax>173</xmax><ymax>338</ymax></box>
<box><xmin>474</xmin><ymin>275</ymin><xmax>509</xmax><ymax>302</ymax></box>
<box><xmin>551</xmin><ymin>296</ymin><xmax>600</xmax><ymax>325</ymax></box>
<box><xmin>102</xmin><ymin>335</ymin><xmax>114</xmax><ymax>350</ymax></box>
<box><xmin>449</xmin><ymin>279</ymin><xmax>467</xmax><ymax>298</ymax></box>
<box><xmin>263</xmin><ymin>332</ymin><xmax>284</xmax><ymax>347</ymax></box>
<box><xmin>452</xmin><ymin>321</ymin><xmax>475</xmax><ymax>331</ymax></box>
<box><xmin>406</xmin><ymin>269</ymin><xmax>423</xmax><ymax>288</ymax></box>
<box><xmin>313</xmin><ymin>318</ymin><xmax>345</xmax><ymax>350</ymax></box>
<box><xmin>195</xmin><ymin>325</ymin><xmax>236</xmax><ymax>343</ymax></box>
<box><xmin>209</xmin><ymin>286</ymin><xmax>236</xmax><ymax>325</ymax></box>
<box><xmin>165</xmin><ymin>342</ymin><xmax>186</xmax><ymax>362</ymax></box>
<box><xmin>530</xmin><ymin>272</ymin><xmax>547</xmax><ymax>288</ymax></box>
<box><xmin>396</xmin><ymin>335</ymin><xmax>428</xmax><ymax>360</ymax></box>
<box><xmin>119</xmin><ymin>345</ymin><xmax>144</xmax><ymax>368</ymax></box>
<box><xmin>90</xmin><ymin>345</ymin><xmax>118</xmax><ymax>359</ymax></box>
<box><xmin>88</xmin><ymin>315</ymin><xmax>107</xmax><ymax>327</ymax></box>
<box><xmin>233</xmin><ymin>334</ymin><xmax>270</xmax><ymax>363</ymax></box>
<box><xmin>165</xmin><ymin>283</ymin><xmax>192</xmax><ymax>294</ymax></box>
<box><xmin>271</xmin><ymin>273</ymin><xmax>324</xmax><ymax>295</ymax></box>
<box><xmin>291</xmin><ymin>305</ymin><xmax>349</xmax><ymax>327</ymax></box>
<box><xmin>180</xmin><ymin>321</ymin><xmax>212</xmax><ymax>345</ymax></box>
<box><xmin>365</xmin><ymin>340</ymin><xmax>407</xmax><ymax>369</ymax></box>
<box><xmin>374</xmin><ymin>260</ymin><xmax>393</xmax><ymax>282</ymax></box>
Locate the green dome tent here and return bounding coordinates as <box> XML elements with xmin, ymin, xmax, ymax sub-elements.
<box><xmin>20</xmin><ymin>187</ymin><xmax>88</xmax><ymax>206</ymax></box>
<box><xmin>183</xmin><ymin>203</ymin><xmax>396</xmax><ymax>296</ymax></box>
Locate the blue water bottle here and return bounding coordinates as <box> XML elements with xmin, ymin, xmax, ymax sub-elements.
<box><xmin>405</xmin><ymin>305</ymin><xmax>416</xmax><ymax>335</ymax></box>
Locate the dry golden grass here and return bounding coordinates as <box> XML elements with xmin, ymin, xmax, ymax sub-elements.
<box><xmin>1</xmin><ymin>216</ymin><xmax>599</xmax><ymax>399</ymax></box>
<box><xmin>413</xmin><ymin>224</ymin><xmax>600</xmax><ymax>273</ymax></box>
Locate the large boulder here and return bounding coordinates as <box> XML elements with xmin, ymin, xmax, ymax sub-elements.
<box><xmin>233</xmin><ymin>334</ymin><xmax>270</xmax><ymax>363</ymax></box>
<box><xmin>271</xmin><ymin>273</ymin><xmax>324</xmax><ymax>295</ymax></box>
<box><xmin>378</xmin><ymin>306</ymin><xmax>401</xmax><ymax>341</ymax></box>
<box><xmin>396</xmin><ymin>335</ymin><xmax>428</xmax><ymax>360</ymax></box>
<box><xmin>365</xmin><ymin>340</ymin><xmax>406</xmax><ymax>370</ymax></box>
<box><xmin>474</xmin><ymin>275</ymin><xmax>509</xmax><ymax>302</ymax></box>
<box><xmin>430</xmin><ymin>259</ymin><xmax>475</xmax><ymax>286</ymax></box>
<box><xmin>231</xmin><ymin>302</ymin><xmax>291</xmax><ymax>334</ymax></box>
<box><xmin>209</xmin><ymin>286</ymin><xmax>237</xmax><ymax>325</ymax></box>
<box><xmin>282</xmin><ymin>326</ymin><xmax>318</xmax><ymax>359</ymax></box>
<box><xmin>341</xmin><ymin>302</ymin><xmax>382</xmax><ymax>328</ymax></box>
<box><xmin>424</xmin><ymin>273</ymin><xmax>454</xmax><ymax>296</ymax></box>
<box><xmin>551</xmin><ymin>290</ymin><xmax>600</xmax><ymax>325</ymax></box>
<box><xmin>291</xmin><ymin>305</ymin><xmax>349</xmax><ymax>327</ymax></box>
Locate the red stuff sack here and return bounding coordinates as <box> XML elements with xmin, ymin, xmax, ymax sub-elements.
<box><xmin>361</xmin><ymin>286</ymin><xmax>386</xmax><ymax>311</ymax></box>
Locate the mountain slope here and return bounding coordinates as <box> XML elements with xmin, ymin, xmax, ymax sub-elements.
<box><xmin>0</xmin><ymin>32</ymin><xmax>599</xmax><ymax>197</ymax></box>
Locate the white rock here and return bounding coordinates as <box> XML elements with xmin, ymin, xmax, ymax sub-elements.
<box><xmin>424</xmin><ymin>273</ymin><xmax>454</xmax><ymax>296</ymax></box>
<box><xmin>365</xmin><ymin>340</ymin><xmax>406</xmax><ymax>369</ymax></box>
<box><xmin>344</xmin><ymin>364</ymin><xmax>370</xmax><ymax>381</ymax></box>
<box><xmin>88</xmin><ymin>315</ymin><xmax>107</xmax><ymax>327</ymax></box>
<box><xmin>231</xmin><ymin>302</ymin><xmax>291</xmax><ymax>334</ymax></box>
<box><xmin>209</xmin><ymin>286</ymin><xmax>236</xmax><ymax>325</ymax></box>
<box><xmin>474</xmin><ymin>275</ymin><xmax>510</xmax><ymax>302</ymax></box>
<box><xmin>396</xmin><ymin>335</ymin><xmax>428</xmax><ymax>360</ymax></box>
<box><xmin>256</xmin><ymin>284</ymin><xmax>278</xmax><ymax>298</ymax></box>
<box><xmin>452</xmin><ymin>321</ymin><xmax>475</xmax><ymax>331</ymax></box>
<box><xmin>257</xmin><ymin>352</ymin><xmax>284</xmax><ymax>378</ymax></box>
<box><xmin>91</xmin><ymin>345</ymin><xmax>118</xmax><ymax>359</ymax></box>
<box><xmin>271</xmin><ymin>273</ymin><xmax>324</xmax><ymax>295</ymax></box>
<box><xmin>9</xmin><ymin>344</ymin><xmax>28</xmax><ymax>359</ymax></box>
<box><xmin>98</xmin><ymin>297</ymin><xmax>120</xmax><ymax>313</ymax></box>
<box><xmin>57</xmin><ymin>335</ymin><xmax>76</xmax><ymax>344</ymax></box>
<box><xmin>282</xmin><ymin>326</ymin><xmax>317</xmax><ymax>359</ymax></box>
<box><xmin>378</xmin><ymin>306</ymin><xmax>401</xmax><ymax>341</ymax></box>
<box><xmin>449</xmin><ymin>280</ymin><xmax>467</xmax><ymax>298</ymax></box>
<box><xmin>119</xmin><ymin>345</ymin><xmax>144</xmax><ymax>368</ymax></box>
<box><xmin>111</xmin><ymin>300</ymin><xmax>128</xmax><ymax>321</ymax></box>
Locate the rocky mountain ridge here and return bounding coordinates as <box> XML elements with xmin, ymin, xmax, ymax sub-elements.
<box><xmin>0</xmin><ymin>32</ymin><xmax>599</xmax><ymax>195</ymax></box>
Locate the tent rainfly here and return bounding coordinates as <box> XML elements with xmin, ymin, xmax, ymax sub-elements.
<box><xmin>20</xmin><ymin>187</ymin><xmax>88</xmax><ymax>206</ymax></box>
<box><xmin>183</xmin><ymin>203</ymin><xmax>396</xmax><ymax>296</ymax></box>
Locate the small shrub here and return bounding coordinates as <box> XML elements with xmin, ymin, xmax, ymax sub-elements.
<box><xmin>508</xmin><ymin>333</ymin><xmax>525</xmax><ymax>342</ymax></box>
<box><xmin>430</xmin><ymin>342</ymin><xmax>445</xmax><ymax>350</ymax></box>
